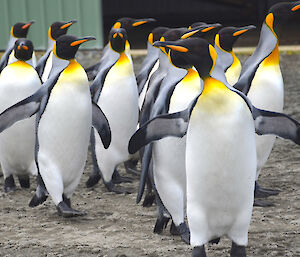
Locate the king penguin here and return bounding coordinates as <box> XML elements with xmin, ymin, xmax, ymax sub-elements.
<box><xmin>36</xmin><ymin>20</ymin><xmax>77</xmax><ymax>82</ymax></box>
<box><xmin>214</xmin><ymin>25</ymin><xmax>256</xmax><ymax>85</ymax></box>
<box><xmin>137</xmin><ymin>26</ymin><xmax>169</xmax><ymax>110</ymax></box>
<box><xmin>85</xmin><ymin>17</ymin><xmax>156</xmax><ymax>81</ymax></box>
<box><xmin>0</xmin><ymin>21</ymin><xmax>35</xmax><ymax>72</ymax></box>
<box><xmin>129</xmin><ymin>37</ymin><xmax>300</xmax><ymax>257</ymax></box>
<box><xmin>234</xmin><ymin>0</ymin><xmax>300</xmax><ymax>205</ymax></box>
<box><xmin>88</xmin><ymin>28</ymin><xmax>139</xmax><ymax>193</ymax></box>
<box><xmin>0</xmin><ymin>39</ymin><xmax>41</xmax><ymax>192</ymax></box>
<box><xmin>0</xmin><ymin>35</ymin><xmax>111</xmax><ymax>217</ymax></box>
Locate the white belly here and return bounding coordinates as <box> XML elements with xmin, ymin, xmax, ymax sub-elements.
<box><xmin>95</xmin><ymin>62</ymin><xmax>139</xmax><ymax>182</ymax></box>
<box><xmin>138</xmin><ymin>60</ymin><xmax>159</xmax><ymax>110</ymax></box>
<box><xmin>0</xmin><ymin>63</ymin><xmax>41</xmax><ymax>176</ymax></box>
<box><xmin>186</xmin><ymin>100</ymin><xmax>256</xmax><ymax>246</ymax></box>
<box><xmin>152</xmin><ymin>72</ymin><xmax>202</xmax><ymax>225</ymax></box>
<box><xmin>247</xmin><ymin>65</ymin><xmax>284</xmax><ymax>178</ymax></box>
<box><xmin>38</xmin><ymin>77</ymin><xmax>92</xmax><ymax>195</ymax></box>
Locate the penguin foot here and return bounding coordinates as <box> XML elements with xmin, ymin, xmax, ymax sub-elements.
<box><xmin>4</xmin><ymin>175</ymin><xmax>16</xmax><ymax>193</ymax></box>
<box><xmin>62</xmin><ymin>194</ymin><xmax>71</xmax><ymax>208</ymax></box>
<box><xmin>112</xmin><ymin>169</ymin><xmax>132</xmax><ymax>184</ymax></box>
<box><xmin>142</xmin><ymin>191</ymin><xmax>156</xmax><ymax>207</ymax></box>
<box><xmin>104</xmin><ymin>181</ymin><xmax>132</xmax><ymax>194</ymax></box>
<box><xmin>170</xmin><ymin>222</ymin><xmax>190</xmax><ymax>244</ymax></box>
<box><xmin>153</xmin><ymin>216</ymin><xmax>170</xmax><ymax>234</ymax></box>
<box><xmin>18</xmin><ymin>175</ymin><xmax>30</xmax><ymax>188</ymax></box>
<box><xmin>253</xmin><ymin>199</ymin><xmax>274</xmax><ymax>207</ymax></box>
<box><xmin>29</xmin><ymin>184</ymin><xmax>48</xmax><ymax>207</ymax></box>
<box><xmin>0</xmin><ymin>172</ymin><xmax>3</xmax><ymax>177</ymax></box>
<box><xmin>255</xmin><ymin>183</ymin><xmax>280</xmax><ymax>198</ymax></box>
<box><xmin>86</xmin><ymin>172</ymin><xmax>101</xmax><ymax>188</ymax></box>
<box><xmin>56</xmin><ymin>201</ymin><xmax>86</xmax><ymax>218</ymax></box>
<box><xmin>230</xmin><ymin>242</ymin><xmax>246</xmax><ymax>257</ymax></box>
<box><xmin>124</xmin><ymin>160</ymin><xmax>140</xmax><ymax>176</ymax></box>
<box><xmin>192</xmin><ymin>246</ymin><xmax>206</xmax><ymax>257</ymax></box>
<box><xmin>209</xmin><ymin>238</ymin><xmax>220</xmax><ymax>244</ymax></box>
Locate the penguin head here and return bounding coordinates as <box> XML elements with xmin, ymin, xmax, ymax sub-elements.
<box><xmin>147</xmin><ymin>27</ymin><xmax>169</xmax><ymax>46</ymax></box>
<box><xmin>181</xmin><ymin>23</ymin><xmax>222</xmax><ymax>39</ymax></box>
<box><xmin>108</xmin><ymin>28</ymin><xmax>128</xmax><ymax>53</ymax></box>
<box><xmin>13</xmin><ymin>39</ymin><xmax>34</xmax><ymax>61</ymax></box>
<box><xmin>112</xmin><ymin>17</ymin><xmax>156</xmax><ymax>32</ymax></box>
<box><xmin>11</xmin><ymin>21</ymin><xmax>34</xmax><ymax>38</ymax></box>
<box><xmin>48</xmin><ymin>20</ymin><xmax>77</xmax><ymax>41</ymax></box>
<box><xmin>215</xmin><ymin>25</ymin><xmax>256</xmax><ymax>52</ymax></box>
<box><xmin>53</xmin><ymin>35</ymin><xmax>96</xmax><ymax>60</ymax></box>
<box><xmin>266</xmin><ymin>1</ymin><xmax>300</xmax><ymax>37</ymax></box>
<box><xmin>154</xmin><ymin>38</ymin><xmax>217</xmax><ymax>79</ymax></box>
<box><xmin>189</xmin><ymin>22</ymin><xmax>207</xmax><ymax>30</ymax></box>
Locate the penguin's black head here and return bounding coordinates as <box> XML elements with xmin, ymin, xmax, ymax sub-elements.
<box><xmin>49</xmin><ymin>20</ymin><xmax>77</xmax><ymax>41</ymax></box>
<box><xmin>189</xmin><ymin>22</ymin><xmax>207</xmax><ymax>29</ymax></box>
<box><xmin>154</xmin><ymin>38</ymin><xmax>217</xmax><ymax>79</ymax></box>
<box><xmin>11</xmin><ymin>21</ymin><xmax>34</xmax><ymax>38</ymax></box>
<box><xmin>147</xmin><ymin>27</ymin><xmax>169</xmax><ymax>46</ymax></box>
<box><xmin>14</xmin><ymin>39</ymin><xmax>34</xmax><ymax>61</ymax></box>
<box><xmin>53</xmin><ymin>35</ymin><xmax>96</xmax><ymax>60</ymax></box>
<box><xmin>112</xmin><ymin>17</ymin><xmax>156</xmax><ymax>32</ymax></box>
<box><xmin>108</xmin><ymin>28</ymin><xmax>128</xmax><ymax>53</ymax></box>
<box><xmin>266</xmin><ymin>1</ymin><xmax>300</xmax><ymax>37</ymax></box>
<box><xmin>216</xmin><ymin>25</ymin><xmax>256</xmax><ymax>52</ymax></box>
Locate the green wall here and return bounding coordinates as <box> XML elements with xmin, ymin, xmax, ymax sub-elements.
<box><xmin>0</xmin><ymin>0</ymin><xmax>103</xmax><ymax>50</ymax></box>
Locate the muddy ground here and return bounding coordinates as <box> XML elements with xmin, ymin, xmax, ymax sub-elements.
<box><xmin>0</xmin><ymin>53</ymin><xmax>299</xmax><ymax>257</ymax></box>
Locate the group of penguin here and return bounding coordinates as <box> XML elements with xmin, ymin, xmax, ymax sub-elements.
<box><xmin>0</xmin><ymin>1</ymin><xmax>299</xmax><ymax>256</ymax></box>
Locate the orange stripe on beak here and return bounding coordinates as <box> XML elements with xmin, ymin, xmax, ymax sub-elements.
<box><xmin>181</xmin><ymin>29</ymin><xmax>200</xmax><ymax>39</ymax></box>
<box><xmin>201</xmin><ymin>26</ymin><xmax>215</xmax><ymax>32</ymax></box>
<box><xmin>132</xmin><ymin>21</ymin><xmax>148</xmax><ymax>27</ymax></box>
<box><xmin>292</xmin><ymin>4</ymin><xmax>300</xmax><ymax>11</ymax></box>
<box><xmin>233</xmin><ymin>29</ymin><xmax>248</xmax><ymax>37</ymax></box>
<box><xmin>22</xmin><ymin>45</ymin><xmax>29</xmax><ymax>50</ymax></box>
<box><xmin>166</xmin><ymin>45</ymin><xmax>189</xmax><ymax>53</ymax></box>
<box><xmin>22</xmin><ymin>23</ymin><xmax>32</xmax><ymax>29</ymax></box>
<box><xmin>70</xmin><ymin>39</ymin><xmax>88</xmax><ymax>46</ymax></box>
<box><xmin>17</xmin><ymin>45</ymin><xmax>21</xmax><ymax>50</ymax></box>
<box><xmin>60</xmin><ymin>22</ymin><xmax>73</xmax><ymax>29</ymax></box>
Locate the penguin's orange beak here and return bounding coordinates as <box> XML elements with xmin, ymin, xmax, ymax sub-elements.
<box><xmin>70</xmin><ymin>36</ymin><xmax>96</xmax><ymax>46</ymax></box>
<box><xmin>132</xmin><ymin>18</ymin><xmax>156</xmax><ymax>27</ymax></box>
<box><xmin>291</xmin><ymin>4</ymin><xmax>300</xmax><ymax>11</ymax></box>
<box><xmin>22</xmin><ymin>21</ymin><xmax>35</xmax><ymax>30</ymax></box>
<box><xmin>60</xmin><ymin>20</ymin><xmax>77</xmax><ymax>29</ymax></box>
<box><xmin>153</xmin><ymin>41</ymin><xmax>189</xmax><ymax>53</ymax></box>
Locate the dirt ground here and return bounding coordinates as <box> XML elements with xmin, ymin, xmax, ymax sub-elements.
<box><xmin>0</xmin><ymin>53</ymin><xmax>299</xmax><ymax>257</ymax></box>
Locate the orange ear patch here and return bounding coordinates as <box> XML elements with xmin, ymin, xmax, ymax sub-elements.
<box><xmin>113</xmin><ymin>22</ymin><xmax>121</xmax><ymax>29</ymax></box>
<box><xmin>148</xmin><ymin>33</ymin><xmax>153</xmax><ymax>45</ymax></box>
<box><xmin>113</xmin><ymin>33</ymin><xmax>118</xmax><ymax>38</ymax></box>
<box><xmin>22</xmin><ymin>45</ymin><xmax>29</xmax><ymax>50</ymax></box>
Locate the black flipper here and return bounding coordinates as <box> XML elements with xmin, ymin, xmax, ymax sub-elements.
<box><xmin>90</xmin><ymin>50</ymin><xmax>119</xmax><ymax>101</ymax></box>
<box><xmin>252</xmin><ymin>107</ymin><xmax>300</xmax><ymax>145</ymax></box>
<box><xmin>92</xmin><ymin>101</ymin><xmax>111</xmax><ymax>149</ymax></box>
<box><xmin>0</xmin><ymin>47</ymin><xmax>13</xmax><ymax>72</ymax></box>
<box><xmin>128</xmin><ymin>108</ymin><xmax>192</xmax><ymax>155</ymax></box>
<box><xmin>234</xmin><ymin>23</ymin><xmax>277</xmax><ymax>95</ymax></box>
<box><xmin>35</xmin><ymin>49</ymin><xmax>51</xmax><ymax>78</ymax></box>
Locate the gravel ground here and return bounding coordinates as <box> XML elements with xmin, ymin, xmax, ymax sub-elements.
<box><xmin>0</xmin><ymin>52</ymin><xmax>299</xmax><ymax>257</ymax></box>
